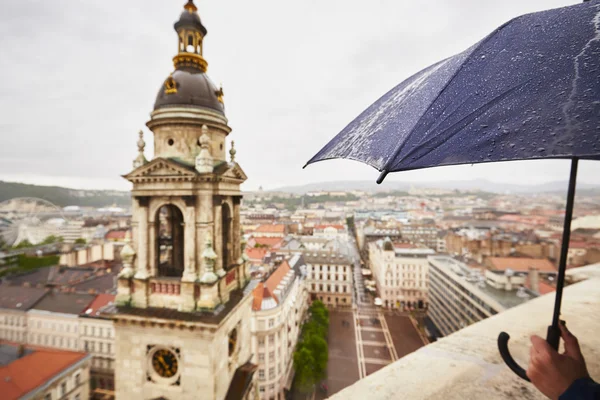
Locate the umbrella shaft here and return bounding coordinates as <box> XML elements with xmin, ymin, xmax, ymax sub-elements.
<box><xmin>551</xmin><ymin>158</ymin><xmax>579</xmax><ymax>330</ymax></box>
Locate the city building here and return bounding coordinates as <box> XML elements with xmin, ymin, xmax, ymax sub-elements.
<box><xmin>427</xmin><ymin>256</ymin><xmax>537</xmax><ymax>337</ymax></box>
<box><xmin>0</xmin><ymin>345</ymin><xmax>91</xmax><ymax>400</ymax></box>
<box><xmin>400</xmin><ymin>223</ymin><xmax>438</xmax><ymax>249</ymax></box>
<box><xmin>304</xmin><ymin>250</ymin><xmax>353</xmax><ymax>307</ymax></box>
<box><xmin>312</xmin><ymin>224</ymin><xmax>347</xmax><ymax>239</ymax></box>
<box><xmin>0</xmin><ymin>285</ymin><xmax>47</xmax><ymax>344</ymax></box>
<box><xmin>251</xmin><ymin>257</ymin><xmax>308</xmax><ymax>399</ymax></box>
<box><xmin>368</xmin><ymin>239</ymin><xmax>434</xmax><ymax>310</ymax></box>
<box><xmin>253</xmin><ymin>224</ymin><xmax>287</xmax><ymax>238</ymax></box>
<box><xmin>27</xmin><ymin>292</ymin><xmax>96</xmax><ymax>352</ymax></box>
<box><xmin>110</xmin><ymin>2</ymin><xmax>257</xmax><ymax>399</ymax></box>
<box><xmin>80</xmin><ymin>294</ymin><xmax>116</xmax><ymax>395</ymax></box>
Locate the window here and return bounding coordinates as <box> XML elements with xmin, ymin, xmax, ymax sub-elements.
<box><xmin>258</xmin><ymin>337</ymin><xmax>265</xmax><ymax>346</ymax></box>
<box><xmin>268</xmin><ymin>319</ymin><xmax>274</xmax><ymax>328</ymax></box>
<box><xmin>75</xmin><ymin>372</ymin><xmax>81</xmax><ymax>386</ymax></box>
<box><xmin>269</xmin><ymin>367</ymin><xmax>275</xmax><ymax>379</ymax></box>
<box><xmin>258</xmin><ymin>369</ymin><xmax>265</xmax><ymax>380</ymax></box>
<box><xmin>75</xmin><ymin>395</ymin><xmax>81</xmax><ymax>400</ymax></box>
<box><xmin>60</xmin><ymin>382</ymin><xmax>67</xmax><ymax>396</ymax></box>
<box><xmin>44</xmin><ymin>394</ymin><xmax>51</xmax><ymax>400</ymax></box>
<box><xmin>258</xmin><ymin>353</ymin><xmax>265</xmax><ymax>362</ymax></box>
<box><xmin>269</xmin><ymin>351</ymin><xmax>274</xmax><ymax>361</ymax></box>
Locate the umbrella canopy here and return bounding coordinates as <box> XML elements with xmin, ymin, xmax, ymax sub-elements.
<box><xmin>305</xmin><ymin>1</ymin><xmax>600</xmax><ymax>180</ymax></box>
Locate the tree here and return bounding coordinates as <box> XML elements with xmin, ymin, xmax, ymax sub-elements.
<box><xmin>12</xmin><ymin>239</ymin><xmax>33</xmax><ymax>249</ymax></box>
<box><xmin>303</xmin><ymin>334</ymin><xmax>328</xmax><ymax>380</ymax></box>
<box><xmin>293</xmin><ymin>347</ymin><xmax>316</xmax><ymax>395</ymax></box>
<box><xmin>74</xmin><ymin>238</ymin><xmax>86</xmax><ymax>245</ymax></box>
<box><xmin>41</xmin><ymin>235</ymin><xmax>64</xmax><ymax>245</ymax></box>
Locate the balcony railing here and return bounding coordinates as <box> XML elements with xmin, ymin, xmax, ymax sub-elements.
<box><xmin>330</xmin><ymin>265</ymin><xmax>600</xmax><ymax>399</ymax></box>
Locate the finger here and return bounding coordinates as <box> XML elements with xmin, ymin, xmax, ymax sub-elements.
<box><xmin>530</xmin><ymin>335</ymin><xmax>555</xmax><ymax>362</ymax></box>
<box><xmin>559</xmin><ymin>323</ymin><xmax>581</xmax><ymax>357</ymax></box>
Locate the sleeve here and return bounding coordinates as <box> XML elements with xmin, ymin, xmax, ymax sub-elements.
<box><xmin>559</xmin><ymin>377</ymin><xmax>600</xmax><ymax>400</ymax></box>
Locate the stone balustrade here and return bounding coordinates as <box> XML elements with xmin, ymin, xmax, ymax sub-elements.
<box><xmin>330</xmin><ymin>266</ymin><xmax>600</xmax><ymax>400</ymax></box>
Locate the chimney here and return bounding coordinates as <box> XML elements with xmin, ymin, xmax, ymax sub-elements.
<box><xmin>17</xmin><ymin>344</ymin><xmax>25</xmax><ymax>358</ymax></box>
<box><xmin>529</xmin><ymin>267</ymin><xmax>540</xmax><ymax>294</ymax></box>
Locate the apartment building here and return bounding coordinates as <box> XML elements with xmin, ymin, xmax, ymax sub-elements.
<box><xmin>0</xmin><ymin>344</ymin><xmax>91</xmax><ymax>400</ymax></box>
<box><xmin>251</xmin><ymin>256</ymin><xmax>308</xmax><ymax>400</ymax></box>
<box><xmin>427</xmin><ymin>256</ymin><xmax>537</xmax><ymax>337</ymax></box>
<box><xmin>304</xmin><ymin>251</ymin><xmax>352</xmax><ymax>307</ymax></box>
<box><xmin>0</xmin><ymin>286</ymin><xmax>47</xmax><ymax>344</ymax></box>
<box><xmin>369</xmin><ymin>239</ymin><xmax>434</xmax><ymax>310</ymax></box>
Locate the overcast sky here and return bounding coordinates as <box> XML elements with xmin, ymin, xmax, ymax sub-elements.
<box><xmin>0</xmin><ymin>0</ymin><xmax>597</xmax><ymax>192</ymax></box>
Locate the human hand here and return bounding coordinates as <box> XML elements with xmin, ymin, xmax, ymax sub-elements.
<box><xmin>527</xmin><ymin>324</ymin><xmax>590</xmax><ymax>400</ymax></box>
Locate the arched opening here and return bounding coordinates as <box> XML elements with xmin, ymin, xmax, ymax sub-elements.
<box><xmin>221</xmin><ymin>203</ymin><xmax>232</xmax><ymax>269</ymax></box>
<box><xmin>156</xmin><ymin>204</ymin><xmax>184</xmax><ymax>277</ymax></box>
<box><xmin>186</xmin><ymin>35</ymin><xmax>194</xmax><ymax>52</ymax></box>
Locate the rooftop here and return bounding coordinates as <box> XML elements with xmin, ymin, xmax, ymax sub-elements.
<box><xmin>0</xmin><ymin>286</ymin><xmax>47</xmax><ymax>311</ymax></box>
<box><xmin>0</xmin><ymin>345</ymin><xmax>89</xmax><ymax>400</ymax></box>
<box><xmin>486</xmin><ymin>257</ymin><xmax>557</xmax><ymax>273</ymax></box>
<box><xmin>31</xmin><ymin>292</ymin><xmax>96</xmax><ymax>315</ymax></box>
<box><xmin>429</xmin><ymin>256</ymin><xmax>536</xmax><ymax>310</ymax></box>
<box><xmin>330</xmin><ymin>275</ymin><xmax>600</xmax><ymax>400</ymax></box>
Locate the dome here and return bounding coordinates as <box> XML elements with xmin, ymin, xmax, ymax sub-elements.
<box><xmin>174</xmin><ymin>9</ymin><xmax>207</xmax><ymax>35</ymax></box>
<box><xmin>154</xmin><ymin>69</ymin><xmax>224</xmax><ymax>114</ymax></box>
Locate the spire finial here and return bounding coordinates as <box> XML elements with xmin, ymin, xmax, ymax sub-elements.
<box><xmin>133</xmin><ymin>130</ymin><xmax>148</xmax><ymax>169</ymax></box>
<box><xmin>215</xmin><ymin>85</ymin><xmax>224</xmax><ymax>104</ymax></box>
<box><xmin>184</xmin><ymin>0</ymin><xmax>198</xmax><ymax>13</ymax></box>
<box><xmin>229</xmin><ymin>141</ymin><xmax>236</xmax><ymax>163</ymax></box>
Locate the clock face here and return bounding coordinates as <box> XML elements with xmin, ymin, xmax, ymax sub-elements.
<box><xmin>152</xmin><ymin>349</ymin><xmax>179</xmax><ymax>378</ymax></box>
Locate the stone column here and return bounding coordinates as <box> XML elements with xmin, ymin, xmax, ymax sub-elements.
<box><xmin>134</xmin><ymin>197</ymin><xmax>149</xmax><ymax>280</ymax></box>
<box><xmin>182</xmin><ymin>196</ymin><xmax>197</xmax><ymax>282</ymax></box>
<box><xmin>213</xmin><ymin>196</ymin><xmax>224</xmax><ymax>275</ymax></box>
<box><xmin>196</xmin><ymin>193</ymin><xmax>213</xmax><ymax>278</ymax></box>
<box><xmin>232</xmin><ymin>196</ymin><xmax>241</xmax><ymax>263</ymax></box>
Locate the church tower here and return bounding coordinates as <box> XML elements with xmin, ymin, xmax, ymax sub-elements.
<box><xmin>111</xmin><ymin>2</ymin><xmax>257</xmax><ymax>399</ymax></box>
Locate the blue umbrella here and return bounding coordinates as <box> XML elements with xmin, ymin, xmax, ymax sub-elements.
<box><xmin>305</xmin><ymin>0</ymin><xmax>600</xmax><ymax>381</ymax></box>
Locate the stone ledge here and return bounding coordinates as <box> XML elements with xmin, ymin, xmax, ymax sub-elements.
<box><xmin>330</xmin><ymin>277</ymin><xmax>600</xmax><ymax>400</ymax></box>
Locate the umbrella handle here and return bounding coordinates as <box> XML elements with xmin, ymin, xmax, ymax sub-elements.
<box><xmin>497</xmin><ymin>332</ymin><xmax>530</xmax><ymax>381</ymax></box>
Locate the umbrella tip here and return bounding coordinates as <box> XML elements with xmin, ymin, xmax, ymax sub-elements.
<box><xmin>376</xmin><ymin>170</ymin><xmax>389</xmax><ymax>184</ymax></box>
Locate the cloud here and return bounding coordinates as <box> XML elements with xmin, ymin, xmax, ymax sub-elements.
<box><xmin>0</xmin><ymin>0</ymin><xmax>592</xmax><ymax>191</ymax></box>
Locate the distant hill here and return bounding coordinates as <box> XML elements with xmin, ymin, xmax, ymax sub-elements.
<box><xmin>272</xmin><ymin>179</ymin><xmax>600</xmax><ymax>195</ymax></box>
<box><xmin>0</xmin><ymin>181</ymin><xmax>131</xmax><ymax>208</ymax></box>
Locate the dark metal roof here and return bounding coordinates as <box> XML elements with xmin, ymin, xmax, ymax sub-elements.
<box><xmin>31</xmin><ymin>292</ymin><xmax>96</xmax><ymax>315</ymax></box>
<box><xmin>154</xmin><ymin>69</ymin><xmax>224</xmax><ymax>114</ymax></box>
<box><xmin>112</xmin><ymin>287</ymin><xmax>248</xmax><ymax>324</ymax></box>
<box><xmin>0</xmin><ymin>285</ymin><xmax>48</xmax><ymax>310</ymax></box>
<box><xmin>225</xmin><ymin>361</ymin><xmax>258</xmax><ymax>400</ymax></box>
<box><xmin>174</xmin><ymin>10</ymin><xmax>207</xmax><ymax>35</ymax></box>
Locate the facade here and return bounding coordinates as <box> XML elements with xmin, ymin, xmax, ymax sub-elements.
<box><xmin>251</xmin><ymin>257</ymin><xmax>308</xmax><ymax>400</ymax></box>
<box><xmin>80</xmin><ymin>294</ymin><xmax>117</xmax><ymax>395</ymax></box>
<box><xmin>312</xmin><ymin>224</ymin><xmax>347</xmax><ymax>239</ymax></box>
<box><xmin>428</xmin><ymin>256</ymin><xmax>537</xmax><ymax>337</ymax></box>
<box><xmin>110</xmin><ymin>2</ymin><xmax>257</xmax><ymax>399</ymax></box>
<box><xmin>304</xmin><ymin>251</ymin><xmax>352</xmax><ymax>307</ymax></box>
<box><xmin>400</xmin><ymin>223</ymin><xmax>438</xmax><ymax>249</ymax></box>
<box><xmin>368</xmin><ymin>239</ymin><xmax>434</xmax><ymax>310</ymax></box>
<box><xmin>0</xmin><ymin>286</ymin><xmax>47</xmax><ymax>344</ymax></box>
<box><xmin>0</xmin><ymin>345</ymin><xmax>91</xmax><ymax>400</ymax></box>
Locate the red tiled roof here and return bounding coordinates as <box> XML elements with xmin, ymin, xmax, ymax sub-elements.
<box><xmin>82</xmin><ymin>294</ymin><xmax>115</xmax><ymax>317</ymax></box>
<box><xmin>393</xmin><ymin>243</ymin><xmax>416</xmax><ymax>249</ymax></box>
<box><xmin>314</xmin><ymin>224</ymin><xmax>345</xmax><ymax>230</ymax></box>
<box><xmin>252</xmin><ymin>237</ymin><xmax>284</xmax><ymax>248</ymax></box>
<box><xmin>487</xmin><ymin>257</ymin><xmax>556</xmax><ymax>273</ymax></box>
<box><xmin>0</xmin><ymin>347</ymin><xmax>88</xmax><ymax>400</ymax></box>
<box><xmin>245</xmin><ymin>248</ymin><xmax>268</xmax><ymax>261</ymax></box>
<box><xmin>265</xmin><ymin>261</ymin><xmax>291</xmax><ymax>302</ymax></box>
<box><xmin>105</xmin><ymin>230</ymin><xmax>127</xmax><ymax>240</ymax></box>
<box><xmin>254</xmin><ymin>224</ymin><xmax>286</xmax><ymax>233</ymax></box>
<box><xmin>252</xmin><ymin>283</ymin><xmax>264</xmax><ymax>311</ymax></box>
<box><xmin>251</xmin><ymin>261</ymin><xmax>292</xmax><ymax>311</ymax></box>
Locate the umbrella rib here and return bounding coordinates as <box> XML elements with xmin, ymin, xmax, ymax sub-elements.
<box><xmin>378</xmin><ymin>20</ymin><xmax>514</xmax><ymax>182</ymax></box>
